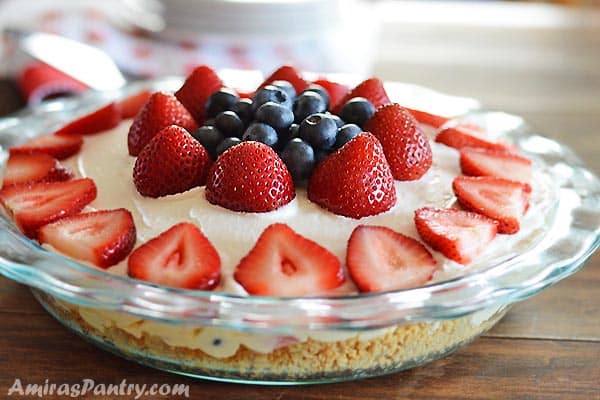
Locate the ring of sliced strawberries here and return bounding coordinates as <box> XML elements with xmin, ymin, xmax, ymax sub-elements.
<box><xmin>0</xmin><ymin>65</ymin><xmax>535</xmax><ymax>296</ymax></box>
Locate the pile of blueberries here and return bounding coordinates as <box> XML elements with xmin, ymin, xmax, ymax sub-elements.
<box><xmin>192</xmin><ymin>80</ymin><xmax>376</xmax><ymax>182</ymax></box>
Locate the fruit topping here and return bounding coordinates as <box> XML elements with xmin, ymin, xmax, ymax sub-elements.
<box><xmin>54</xmin><ymin>102</ymin><xmax>121</xmax><ymax>136</ymax></box>
<box><xmin>307</xmin><ymin>133</ymin><xmax>396</xmax><ymax>219</ymax></box>
<box><xmin>128</xmin><ymin>223</ymin><xmax>221</xmax><ymax>290</ymax></box>
<box><xmin>293</xmin><ymin>91</ymin><xmax>327</xmax><ymax>123</ymax></box>
<box><xmin>346</xmin><ymin>225</ymin><xmax>438</xmax><ymax>292</ymax></box>
<box><xmin>311</xmin><ymin>79</ymin><xmax>350</xmax><ymax>110</ymax></box>
<box><xmin>133</xmin><ymin>125</ymin><xmax>211</xmax><ymax>198</ymax></box>
<box><xmin>364</xmin><ymin>103</ymin><xmax>433</xmax><ymax>181</ymax></box>
<box><xmin>435</xmin><ymin>125</ymin><xmax>510</xmax><ymax>152</ymax></box>
<box><xmin>127</xmin><ymin>92</ymin><xmax>198</xmax><ymax>156</ymax></box>
<box><xmin>119</xmin><ymin>90</ymin><xmax>152</xmax><ymax>119</ymax></box>
<box><xmin>414</xmin><ymin>207</ymin><xmax>498</xmax><ymax>265</ymax></box>
<box><xmin>270</xmin><ymin>80</ymin><xmax>297</xmax><ymax>101</ymax></box>
<box><xmin>215</xmin><ymin>137</ymin><xmax>242</xmax><ymax>157</ymax></box>
<box><xmin>191</xmin><ymin>125</ymin><xmax>225</xmax><ymax>159</ymax></box>
<box><xmin>206</xmin><ymin>88</ymin><xmax>240</xmax><ymax>118</ymax></box>
<box><xmin>459</xmin><ymin>147</ymin><xmax>532</xmax><ymax>187</ymax></box>
<box><xmin>253</xmin><ymin>85</ymin><xmax>292</xmax><ymax>111</ymax></box>
<box><xmin>302</xmin><ymin>84</ymin><xmax>331</xmax><ymax>110</ymax></box>
<box><xmin>233</xmin><ymin>223</ymin><xmax>344</xmax><ymax>296</ymax></box>
<box><xmin>242</xmin><ymin>122</ymin><xmax>278</xmax><ymax>148</ymax></box>
<box><xmin>258</xmin><ymin>65</ymin><xmax>308</xmax><ymax>94</ymax></box>
<box><xmin>298</xmin><ymin>113</ymin><xmax>338</xmax><ymax>150</ymax></box>
<box><xmin>232</xmin><ymin>98</ymin><xmax>254</xmax><ymax>125</ymax></box>
<box><xmin>174</xmin><ymin>65</ymin><xmax>223</xmax><ymax>124</ymax></box>
<box><xmin>215</xmin><ymin>110</ymin><xmax>245</xmax><ymax>137</ymax></box>
<box><xmin>38</xmin><ymin>208</ymin><xmax>136</xmax><ymax>268</ymax></box>
<box><xmin>279</xmin><ymin>138</ymin><xmax>316</xmax><ymax>181</ymax></box>
<box><xmin>332</xmin><ymin>78</ymin><xmax>390</xmax><ymax>115</ymax></box>
<box><xmin>9</xmin><ymin>133</ymin><xmax>83</xmax><ymax>160</ymax></box>
<box><xmin>3</xmin><ymin>153</ymin><xmax>72</xmax><ymax>187</ymax></box>
<box><xmin>205</xmin><ymin>141</ymin><xmax>295</xmax><ymax>212</ymax></box>
<box><xmin>334</xmin><ymin>124</ymin><xmax>362</xmax><ymax>149</ymax></box>
<box><xmin>405</xmin><ymin>108</ymin><xmax>450</xmax><ymax>129</ymax></box>
<box><xmin>0</xmin><ymin>178</ymin><xmax>97</xmax><ymax>238</ymax></box>
<box><xmin>255</xmin><ymin>101</ymin><xmax>294</xmax><ymax>132</ymax></box>
<box><xmin>452</xmin><ymin>176</ymin><xmax>530</xmax><ymax>234</ymax></box>
<box><xmin>339</xmin><ymin>97</ymin><xmax>376</xmax><ymax>128</ymax></box>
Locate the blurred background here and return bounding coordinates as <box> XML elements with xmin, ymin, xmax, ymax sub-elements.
<box><xmin>0</xmin><ymin>0</ymin><xmax>598</xmax><ymax>168</ymax></box>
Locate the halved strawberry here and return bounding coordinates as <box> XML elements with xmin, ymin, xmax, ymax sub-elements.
<box><xmin>258</xmin><ymin>65</ymin><xmax>308</xmax><ymax>94</ymax></box>
<box><xmin>174</xmin><ymin>65</ymin><xmax>223</xmax><ymax>124</ymax></box>
<box><xmin>9</xmin><ymin>134</ymin><xmax>83</xmax><ymax>160</ymax></box>
<box><xmin>54</xmin><ymin>102</ymin><xmax>121</xmax><ymax>136</ymax></box>
<box><xmin>2</xmin><ymin>153</ymin><xmax>72</xmax><ymax>187</ymax></box>
<box><xmin>0</xmin><ymin>178</ymin><xmax>97</xmax><ymax>238</ymax></box>
<box><xmin>133</xmin><ymin>125</ymin><xmax>211</xmax><ymax>197</ymax></box>
<box><xmin>312</xmin><ymin>78</ymin><xmax>349</xmax><ymax>111</ymax></box>
<box><xmin>452</xmin><ymin>176</ymin><xmax>530</xmax><ymax>234</ymax></box>
<box><xmin>205</xmin><ymin>141</ymin><xmax>295</xmax><ymax>212</ymax></box>
<box><xmin>364</xmin><ymin>103</ymin><xmax>432</xmax><ymax>181</ymax></box>
<box><xmin>307</xmin><ymin>133</ymin><xmax>396</xmax><ymax>219</ymax></box>
<box><xmin>233</xmin><ymin>223</ymin><xmax>344</xmax><ymax>296</ymax></box>
<box><xmin>414</xmin><ymin>207</ymin><xmax>498</xmax><ymax>265</ymax></box>
<box><xmin>128</xmin><ymin>223</ymin><xmax>221</xmax><ymax>290</ymax></box>
<box><xmin>435</xmin><ymin>125</ymin><xmax>509</xmax><ymax>152</ymax></box>
<box><xmin>38</xmin><ymin>208</ymin><xmax>136</xmax><ymax>268</ymax></box>
<box><xmin>128</xmin><ymin>92</ymin><xmax>199</xmax><ymax>156</ymax></box>
<box><xmin>119</xmin><ymin>89</ymin><xmax>152</xmax><ymax>119</ymax></box>
<box><xmin>405</xmin><ymin>108</ymin><xmax>450</xmax><ymax>129</ymax></box>
<box><xmin>460</xmin><ymin>147</ymin><xmax>532</xmax><ymax>187</ymax></box>
<box><xmin>346</xmin><ymin>225</ymin><xmax>437</xmax><ymax>292</ymax></box>
<box><xmin>332</xmin><ymin>78</ymin><xmax>391</xmax><ymax>115</ymax></box>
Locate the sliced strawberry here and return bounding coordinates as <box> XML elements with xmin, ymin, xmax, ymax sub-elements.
<box><xmin>119</xmin><ymin>89</ymin><xmax>152</xmax><ymax>119</ymax></box>
<box><xmin>453</xmin><ymin>176</ymin><xmax>530</xmax><ymax>234</ymax></box>
<box><xmin>258</xmin><ymin>65</ymin><xmax>308</xmax><ymax>94</ymax></box>
<box><xmin>312</xmin><ymin>79</ymin><xmax>349</xmax><ymax>111</ymax></box>
<box><xmin>405</xmin><ymin>108</ymin><xmax>450</xmax><ymax>129</ymax></box>
<box><xmin>128</xmin><ymin>223</ymin><xmax>221</xmax><ymax>290</ymax></box>
<box><xmin>133</xmin><ymin>125</ymin><xmax>211</xmax><ymax>197</ymax></box>
<box><xmin>38</xmin><ymin>208</ymin><xmax>136</xmax><ymax>268</ymax></box>
<box><xmin>332</xmin><ymin>78</ymin><xmax>390</xmax><ymax>115</ymax></box>
<box><xmin>174</xmin><ymin>65</ymin><xmax>223</xmax><ymax>124</ymax></box>
<box><xmin>233</xmin><ymin>223</ymin><xmax>344</xmax><ymax>296</ymax></box>
<box><xmin>346</xmin><ymin>225</ymin><xmax>437</xmax><ymax>292</ymax></box>
<box><xmin>460</xmin><ymin>147</ymin><xmax>532</xmax><ymax>187</ymax></box>
<box><xmin>3</xmin><ymin>153</ymin><xmax>72</xmax><ymax>187</ymax></box>
<box><xmin>128</xmin><ymin>92</ymin><xmax>199</xmax><ymax>156</ymax></box>
<box><xmin>414</xmin><ymin>207</ymin><xmax>498</xmax><ymax>265</ymax></box>
<box><xmin>364</xmin><ymin>103</ymin><xmax>432</xmax><ymax>181</ymax></box>
<box><xmin>307</xmin><ymin>133</ymin><xmax>396</xmax><ymax>219</ymax></box>
<box><xmin>435</xmin><ymin>125</ymin><xmax>509</xmax><ymax>152</ymax></box>
<box><xmin>206</xmin><ymin>141</ymin><xmax>295</xmax><ymax>212</ymax></box>
<box><xmin>9</xmin><ymin>134</ymin><xmax>83</xmax><ymax>160</ymax></box>
<box><xmin>0</xmin><ymin>178</ymin><xmax>97</xmax><ymax>238</ymax></box>
<box><xmin>54</xmin><ymin>102</ymin><xmax>121</xmax><ymax>136</ymax></box>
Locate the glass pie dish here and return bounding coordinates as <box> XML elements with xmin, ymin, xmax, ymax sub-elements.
<box><xmin>0</xmin><ymin>75</ymin><xmax>598</xmax><ymax>385</ymax></box>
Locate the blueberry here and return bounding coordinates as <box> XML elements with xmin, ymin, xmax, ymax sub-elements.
<box><xmin>242</xmin><ymin>122</ymin><xmax>278</xmax><ymax>147</ymax></box>
<box><xmin>298</xmin><ymin>113</ymin><xmax>338</xmax><ymax>150</ymax></box>
<box><xmin>280</xmin><ymin>138</ymin><xmax>316</xmax><ymax>181</ymax></box>
<box><xmin>271</xmin><ymin>80</ymin><xmax>296</xmax><ymax>101</ymax></box>
<box><xmin>334</xmin><ymin>124</ymin><xmax>362</xmax><ymax>149</ymax></box>
<box><xmin>339</xmin><ymin>97</ymin><xmax>375</xmax><ymax>127</ymax></box>
<box><xmin>292</xmin><ymin>92</ymin><xmax>327</xmax><ymax>123</ymax></box>
<box><xmin>232</xmin><ymin>98</ymin><xmax>254</xmax><ymax>125</ymax></box>
<box><xmin>203</xmin><ymin>118</ymin><xmax>216</xmax><ymax>127</ymax></box>
<box><xmin>252</xmin><ymin>85</ymin><xmax>291</xmax><ymax>111</ymax></box>
<box><xmin>327</xmin><ymin>112</ymin><xmax>345</xmax><ymax>128</ymax></box>
<box><xmin>191</xmin><ymin>126</ymin><xmax>224</xmax><ymax>158</ymax></box>
<box><xmin>280</xmin><ymin>123</ymin><xmax>300</xmax><ymax>143</ymax></box>
<box><xmin>215</xmin><ymin>137</ymin><xmax>242</xmax><ymax>157</ymax></box>
<box><xmin>206</xmin><ymin>88</ymin><xmax>239</xmax><ymax>117</ymax></box>
<box><xmin>303</xmin><ymin>84</ymin><xmax>330</xmax><ymax>110</ymax></box>
<box><xmin>255</xmin><ymin>102</ymin><xmax>294</xmax><ymax>131</ymax></box>
<box><xmin>315</xmin><ymin>148</ymin><xmax>332</xmax><ymax>164</ymax></box>
<box><xmin>215</xmin><ymin>111</ymin><xmax>244</xmax><ymax>137</ymax></box>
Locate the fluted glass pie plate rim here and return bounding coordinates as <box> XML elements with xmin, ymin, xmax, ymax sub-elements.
<box><xmin>0</xmin><ymin>74</ymin><xmax>598</xmax><ymax>334</ymax></box>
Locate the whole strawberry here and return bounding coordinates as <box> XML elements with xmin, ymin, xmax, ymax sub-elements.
<box><xmin>332</xmin><ymin>78</ymin><xmax>390</xmax><ymax>115</ymax></box>
<box><xmin>133</xmin><ymin>125</ymin><xmax>211</xmax><ymax>198</ymax></box>
<box><xmin>307</xmin><ymin>133</ymin><xmax>396</xmax><ymax>219</ymax></box>
<box><xmin>175</xmin><ymin>65</ymin><xmax>223</xmax><ymax>124</ymax></box>
<box><xmin>205</xmin><ymin>141</ymin><xmax>295</xmax><ymax>212</ymax></box>
<box><xmin>365</xmin><ymin>103</ymin><xmax>432</xmax><ymax>181</ymax></box>
<box><xmin>127</xmin><ymin>92</ymin><xmax>198</xmax><ymax>156</ymax></box>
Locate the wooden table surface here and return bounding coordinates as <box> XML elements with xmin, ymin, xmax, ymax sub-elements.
<box><xmin>1</xmin><ymin>3</ymin><xmax>599</xmax><ymax>399</ymax></box>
